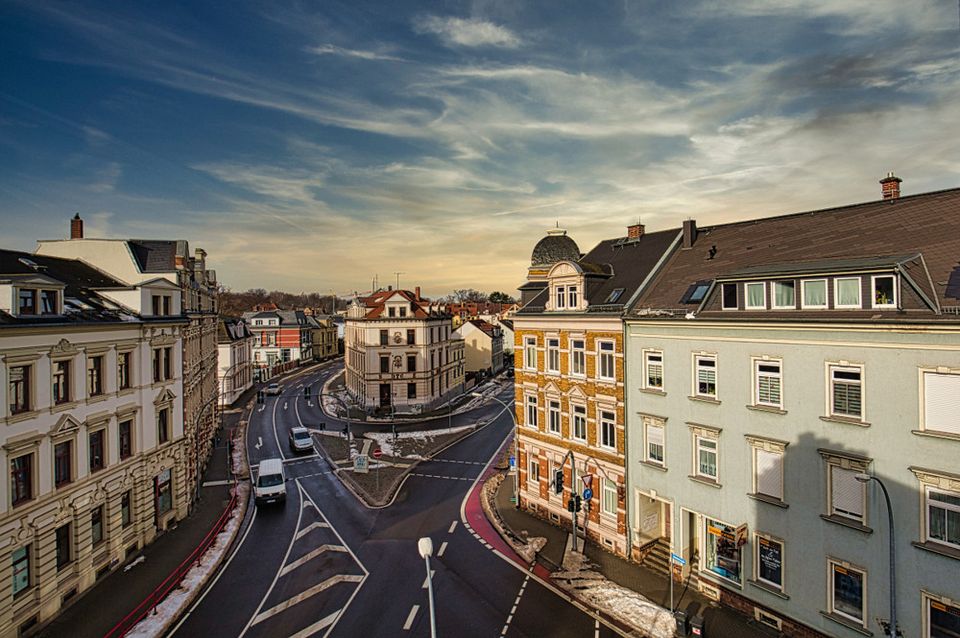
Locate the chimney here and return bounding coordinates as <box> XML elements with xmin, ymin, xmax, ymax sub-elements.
<box><xmin>415</xmin><ymin>286</ymin><xmax>421</xmax><ymax>300</ymax></box>
<box><xmin>880</xmin><ymin>172</ymin><xmax>902</xmax><ymax>201</ymax></box>
<box><xmin>627</xmin><ymin>221</ymin><xmax>645</xmax><ymax>240</ymax></box>
<box><xmin>70</xmin><ymin>213</ymin><xmax>84</xmax><ymax>239</ymax></box>
<box><xmin>682</xmin><ymin>219</ymin><xmax>698</xmax><ymax>249</ymax></box>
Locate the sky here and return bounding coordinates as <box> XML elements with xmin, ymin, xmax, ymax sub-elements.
<box><xmin>1</xmin><ymin>1</ymin><xmax>958</xmax><ymax>298</ymax></box>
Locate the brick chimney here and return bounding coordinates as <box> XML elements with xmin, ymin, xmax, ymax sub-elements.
<box><xmin>70</xmin><ymin>213</ymin><xmax>84</xmax><ymax>239</ymax></box>
<box><xmin>627</xmin><ymin>221</ymin><xmax>645</xmax><ymax>240</ymax></box>
<box><xmin>682</xmin><ymin>218</ymin><xmax>698</xmax><ymax>249</ymax></box>
<box><xmin>415</xmin><ymin>286</ymin><xmax>421</xmax><ymax>300</ymax></box>
<box><xmin>880</xmin><ymin>172</ymin><xmax>902</xmax><ymax>201</ymax></box>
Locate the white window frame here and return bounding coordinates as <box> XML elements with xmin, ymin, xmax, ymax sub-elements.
<box><xmin>693</xmin><ymin>354</ymin><xmax>718</xmax><ymax>399</ymax></box>
<box><xmin>567</xmin><ymin>285</ymin><xmax>579</xmax><ymax>309</ymax></box>
<box><xmin>598</xmin><ymin>409</ymin><xmax>617</xmax><ymax>451</ymax></box>
<box><xmin>925</xmin><ymin>485</ymin><xmax>960</xmax><ymax>550</ymax></box>
<box><xmin>834</xmin><ymin>277</ymin><xmax>862</xmax><ymax>309</ymax></box>
<box><xmin>644</xmin><ymin>417</ymin><xmax>665</xmax><ymax>466</ymax></box>
<box><xmin>601</xmin><ymin>478</ymin><xmax>617</xmax><ymax>517</ymax></box>
<box><xmin>546</xmin><ymin>338</ymin><xmax>560</xmax><ymax>374</ymax></box>
<box><xmin>524</xmin><ymin>336</ymin><xmax>537</xmax><ymax>371</ymax></box>
<box><xmin>548</xmin><ymin>400</ymin><xmax>561</xmax><ymax>435</ymax></box>
<box><xmin>570</xmin><ymin>339</ymin><xmax>586</xmax><ymax>377</ymax></box>
<box><xmin>524</xmin><ymin>394</ymin><xmax>538</xmax><ymax>429</ymax></box>
<box><xmin>744</xmin><ymin>282</ymin><xmax>766</xmax><ymax>310</ymax></box>
<box><xmin>754</xmin><ymin>533</ymin><xmax>785</xmax><ymax>591</ymax></box>
<box><xmin>828</xmin><ymin>463</ymin><xmax>866</xmax><ymax>524</ymax></box>
<box><xmin>801</xmin><ymin>279</ymin><xmax>828</xmax><ymax>309</ymax></box>
<box><xmin>571</xmin><ymin>404</ymin><xmax>587</xmax><ymax>442</ymax></box>
<box><xmin>694</xmin><ymin>434</ymin><xmax>718</xmax><ymax>481</ymax></box>
<box><xmin>871</xmin><ymin>274</ymin><xmax>897</xmax><ymax>309</ymax></box>
<box><xmin>827</xmin><ymin>559</ymin><xmax>867</xmax><ymax>627</ymax></box>
<box><xmin>828</xmin><ymin>363</ymin><xmax>864</xmax><ymax>420</ymax></box>
<box><xmin>643</xmin><ymin>350</ymin><xmax>663</xmax><ymax>390</ymax></box>
<box><xmin>919</xmin><ymin>369</ymin><xmax>960</xmax><ymax>435</ymax></box>
<box><xmin>528</xmin><ymin>456</ymin><xmax>540</xmax><ymax>485</ymax></box>
<box><xmin>554</xmin><ymin>285</ymin><xmax>566</xmax><ymax>310</ymax></box>
<box><xmin>597</xmin><ymin>340</ymin><xmax>616</xmax><ymax>382</ymax></box>
<box><xmin>772</xmin><ymin>280</ymin><xmax>796</xmax><ymax>309</ymax></box>
<box><xmin>753</xmin><ymin>358</ymin><xmax>783</xmax><ymax>409</ymax></box>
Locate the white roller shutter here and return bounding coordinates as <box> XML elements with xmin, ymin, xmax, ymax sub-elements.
<box><xmin>831</xmin><ymin>466</ymin><xmax>863</xmax><ymax>520</ymax></box>
<box><xmin>924</xmin><ymin>373</ymin><xmax>960</xmax><ymax>435</ymax></box>
<box><xmin>755</xmin><ymin>449</ymin><xmax>782</xmax><ymax>499</ymax></box>
<box><xmin>647</xmin><ymin>423</ymin><xmax>664</xmax><ymax>447</ymax></box>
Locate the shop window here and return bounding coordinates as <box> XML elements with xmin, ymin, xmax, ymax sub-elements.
<box><xmin>704</xmin><ymin>519</ymin><xmax>741</xmax><ymax>584</ymax></box>
<box><xmin>828</xmin><ymin>559</ymin><xmax>866</xmax><ymax>626</ymax></box>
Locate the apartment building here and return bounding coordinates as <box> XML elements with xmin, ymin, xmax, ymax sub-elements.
<box><xmin>344</xmin><ymin>288</ymin><xmax>464</xmax><ymax>414</ymax></box>
<box><xmin>452</xmin><ymin>319</ymin><xmax>504</xmax><ymax>377</ymax></box>
<box><xmin>512</xmin><ymin>224</ymin><xmax>678</xmax><ymax>556</ymax></box>
<box><xmin>217</xmin><ymin>318</ymin><xmax>254</xmax><ymax>407</ymax></box>
<box><xmin>0</xmin><ymin>250</ymin><xmax>188</xmax><ymax>637</ymax></box>
<box><xmin>625</xmin><ymin>178</ymin><xmax>960</xmax><ymax>636</ymax></box>
<box><xmin>242</xmin><ymin>308</ymin><xmax>316</xmax><ymax>374</ymax></box>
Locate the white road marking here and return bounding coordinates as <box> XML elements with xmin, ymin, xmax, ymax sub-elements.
<box><xmin>295</xmin><ymin>521</ymin><xmax>331</xmax><ymax>540</ymax></box>
<box><xmin>201</xmin><ymin>480</ymin><xmax>233</xmax><ymax>487</ymax></box>
<box><xmin>255</xmin><ymin>436</ymin><xmax>263</xmax><ymax>450</ymax></box>
<box><xmin>501</xmin><ymin>573</ymin><xmax>530</xmax><ymax>636</ymax></box>
<box><xmin>283</xmin><ymin>401</ymin><xmax>288</xmax><ymax>410</ymax></box>
<box><xmin>595</xmin><ymin>618</ymin><xmax>600</xmax><ymax>637</ymax></box>
<box><xmin>437</xmin><ymin>541</ymin><xmax>448</xmax><ymax>557</ymax></box>
<box><xmin>403</xmin><ymin>605</ymin><xmax>419</xmax><ymax>630</ymax></box>
<box><xmin>280</xmin><ymin>545</ymin><xmax>348</xmax><ymax>576</ymax></box>
<box><xmin>286</xmin><ymin>611</ymin><xmax>341</xmax><ymax>638</ymax></box>
<box><xmin>409</xmin><ymin>473</ymin><xmax>475</xmax><ymax>482</ymax></box>
<box><xmin>420</xmin><ymin>570</ymin><xmax>435</xmax><ymax>589</ymax></box>
<box><xmin>251</xmin><ymin>574</ymin><xmax>363</xmax><ymax>625</ymax></box>
<box><xmin>448</xmin><ymin>521</ymin><xmax>458</xmax><ymax>534</ymax></box>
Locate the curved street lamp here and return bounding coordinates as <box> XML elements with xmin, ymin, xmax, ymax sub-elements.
<box><xmin>418</xmin><ymin>537</ymin><xmax>438</xmax><ymax>638</ymax></box>
<box><xmin>854</xmin><ymin>473</ymin><xmax>898</xmax><ymax>637</ymax></box>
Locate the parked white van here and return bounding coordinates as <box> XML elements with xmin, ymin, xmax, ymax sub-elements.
<box><xmin>254</xmin><ymin>458</ymin><xmax>287</xmax><ymax>506</ymax></box>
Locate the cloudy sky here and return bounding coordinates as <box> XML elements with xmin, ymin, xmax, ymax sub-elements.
<box><xmin>1</xmin><ymin>1</ymin><xmax>957</xmax><ymax>297</ymax></box>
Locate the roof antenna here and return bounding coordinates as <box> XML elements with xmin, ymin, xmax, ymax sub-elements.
<box><xmin>708</xmin><ymin>245</ymin><xmax>717</xmax><ymax>259</ymax></box>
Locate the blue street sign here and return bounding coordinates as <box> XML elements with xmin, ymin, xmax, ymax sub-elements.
<box><xmin>582</xmin><ymin>488</ymin><xmax>593</xmax><ymax>501</ymax></box>
<box><xmin>509</xmin><ymin>456</ymin><xmax>516</xmax><ymax>468</ymax></box>
<box><xmin>671</xmin><ymin>553</ymin><xmax>686</xmax><ymax>566</ymax></box>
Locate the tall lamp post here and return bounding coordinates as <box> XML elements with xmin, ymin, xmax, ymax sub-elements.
<box><xmin>472</xmin><ymin>392</ymin><xmax>518</xmax><ymax>508</ymax></box>
<box><xmin>418</xmin><ymin>537</ymin><xmax>438</xmax><ymax>638</ymax></box>
<box><xmin>855</xmin><ymin>473</ymin><xmax>898</xmax><ymax>637</ymax></box>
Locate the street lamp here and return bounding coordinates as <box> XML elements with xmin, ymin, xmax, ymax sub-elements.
<box><xmin>854</xmin><ymin>473</ymin><xmax>898</xmax><ymax>637</ymax></box>
<box><xmin>472</xmin><ymin>392</ymin><xmax>518</xmax><ymax>508</ymax></box>
<box><xmin>417</xmin><ymin>537</ymin><xmax>438</xmax><ymax>638</ymax></box>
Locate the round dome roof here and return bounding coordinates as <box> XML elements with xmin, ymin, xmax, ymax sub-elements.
<box><xmin>530</xmin><ymin>227</ymin><xmax>580</xmax><ymax>266</ymax></box>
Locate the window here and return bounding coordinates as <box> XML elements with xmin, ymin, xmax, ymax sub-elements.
<box><xmin>925</xmin><ymin>593</ymin><xmax>960</xmax><ymax>638</ymax></box>
<box><xmin>119</xmin><ymin>419</ymin><xmax>133</xmax><ymax>460</ymax></box>
<box><xmin>755</xmin><ymin>535</ymin><xmax>783</xmax><ymax>590</ymax></box>
<box><xmin>568</xmin><ymin>285</ymin><xmax>579</xmax><ymax>308</ymax></box>
<box><xmin>10</xmin><ymin>453</ymin><xmax>33</xmax><ymax>506</ymax></box>
<box><xmin>643</xmin><ymin>350</ymin><xmax>663</xmax><ymax>390</ymax></box>
<box><xmin>829</xmin><ymin>365</ymin><xmax>862</xmax><ymax>419</ymax></box>
<box><xmin>406</xmin><ymin>383</ymin><xmax>416</xmax><ymax>400</ymax></box>
<box><xmin>53</xmin><ymin>360</ymin><xmax>71</xmax><ymax>404</ymax></box>
<box><xmin>525</xmin><ymin>395</ymin><xmax>538</xmax><ymax>428</ymax></box>
<box><xmin>546</xmin><ymin>338</ymin><xmax>560</xmax><ymax>373</ymax></box>
<box><xmin>90</xmin><ymin>506</ymin><xmax>104</xmax><ymax>546</ymax></box>
<box><xmin>40</xmin><ymin>290</ymin><xmax>58</xmax><ymax>315</ymax></box>
<box><xmin>753</xmin><ymin>447</ymin><xmax>783</xmax><ymax>501</ymax></box>
<box><xmin>721</xmin><ymin>283</ymin><xmax>738</xmax><ymax>310</ymax></box>
<box><xmin>399</xmin><ymin>306</ymin><xmax>406</xmax><ymax>317</ymax></box>
<box><xmin>754</xmin><ymin>359</ymin><xmax>782</xmax><ymax>408</ymax></box>
<box><xmin>379</xmin><ymin>329</ymin><xmax>388</xmax><ymax>346</ymax></box>
<box><xmin>644</xmin><ymin>417</ymin><xmax>664</xmax><ymax>465</ymax></box>
<box><xmin>11</xmin><ymin>545</ymin><xmax>30</xmax><ymax>597</ymax></box>
<box><xmin>704</xmin><ymin>519</ymin><xmax>741</xmax><ymax>583</ymax></box>
<box><xmin>156</xmin><ymin>470</ymin><xmax>173</xmax><ymax>515</ymax></box>
<box><xmin>829</xmin><ymin>465</ymin><xmax>864</xmax><ymax>522</ymax></box>
<box><xmin>524</xmin><ymin>337</ymin><xmax>537</xmax><ymax>370</ymax></box>
<box><xmin>18</xmin><ymin>289</ymin><xmax>36</xmax><ymax>315</ymax></box>
<box><xmin>152</xmin><ymin>348</ymin><xmax>172</xmax><ymax>383</ymax></box>
<box><xmin>835</xmin><ymin>277</ymin><xmax>861</xmax><ymax>308</ymax></box>
<box><xmin>152</xmin><ymin>295</ymin><xmax>162</xmax><ymax>315</ymax></box>
<box><xmin>696</xmin><ymin>435</ymin><xmax>718</xmax><ymax>480</ymax></box>
<box><xmin>54</xmin><ymin>441</ymin><xmax>72</xmax><ymax>487</ymax></box>
<box><xmin>921</xmin><ymin>371</ymin><xmax>960</xmax><ymax>435</ymax></box>
<box><xmin>87</xmin><ymin>355</ymin><xmax>104</xmax><ymax>397</ymax></box>
<box><xmin>828</xmin><ymin>560</ymin><xmax>866</xmax><ymax>626</ymax></box>
<box><xmin>548</xmin><ymin>400</ymin><xmax>561</xmax><ymax>435</ymax></box>
<box><xmin>388</xmin><ymin>306</ymin><xmax>395</xmax><ymax>318</ymax></box>
<box><xmin>380</xmin><ymin>356</ymin><xmax>389</xmax><ymax>374</ymax></box>
<box><xmin>121</xmin><ymin>491</ymin><xmax>133</xmax><ymax>528</ymax></box>
<box><xmin>157</xmin><ymin>408</ymin><xmax>170</xmax><ymax>445</ymax></box>
<box><xmin>55</xmin><ymin>524</ymin><xmax>71</xmax><ymax>570</ymax></box>
<box><xmin>745</xmin><ymin>282</ymin><xmax>766</xmax><ymax>309</ymax></box>
<box><xmin>681</xmin><ymin>281</ymin><xmax>711</xmax><ymax>305</ymax></box>
<box><xmin>162</xmin><ymin>295</ymin><xmax>171</xmax><ymax>315</ymax></box>
<box><xmin>599</xmin><ymin>410</ymin><xmax>616</xmax><ymax>450</ymax></box>
<box><xmin>926</xmin><ymin>486</ymin><xmax>960</xmax><ymax>550</ymax></box>
<box><xmin>572</xmin><ymin>405</ymin><xmax>586</xmax><ymax>441</ymax></box>
<box><xmin>694</xmin><ymin>355</ymin><xmax>717</xmax><ymax>398</ymax></box>
<box><xmin>570</xmin><ymin>339</ymin><xmax>585</xmax><ymax>376</ymax></box>
<box><xmin>407</xmin><ymin>355</ymin><xmax>416</xmax><ymax>372</ymax></box>
<box><xmin>9</xmin><ymin>365</ymin><xmax>31</xmax><ymax>414</ymax></box>
<box><xmin>601</xmin><ymin>478</ymin><xmax>617</xmax><ymax>516</ymax></box>
<box><xmin>528</xmin><ymin>457</ymin><xmax>540</xmax><ymax>484</ymax></box>
<box><xmin>406</xmin><ymin>329</ymin><xmax>415</xmax><ymax>345</ymax></box>
<box><xmin>802</xmin><ymin>279</ymin><xmax>828</xmax><ymax>309</ymax></box>
<box><xmin>118</xmin><ymin>352</ymin><xmax>131</xmax><ymax>390</ymax></box>
<box><xmin>872</xmin><ymin>275</ymin><xmax>896</xmax><ymax>308</ymax></box>
<box><xmin>773</xmin><ymin>281</ymin><xmax>795</xmax><ymax>309</ymax></box>
<box><xmin>598</xmin><ymin>341</ymin><xmax>615</xmax><ymax>381</ymax></box>
<box><xmin>89</xmin><ymin>429</ymin><xmax>105</xmax><ymax>472</ymax></box>
<box><xmin>604</xmin><ymin>288</ymin><xmax>624</xmax><ymax>304</ymax></box>
<box><xmin>555</xmin><ymin>286</ymin><xmax>566</xmax><ymax>309</ymax></box>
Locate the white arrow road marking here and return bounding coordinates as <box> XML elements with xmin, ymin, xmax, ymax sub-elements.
<box><xmin>255</xmin><ymin>437</ymin><xmax>263</xmax><ymax>450</ymax></box>
<box><xmin>251</xmin><ymin>574</ymin><xmax>364</xmax><ymax>625</ymax></box>
<box><xmin>286</xmin><ymin>611</ymin><xmax>341</xmax><ymax>638</ymax></box>
<box><xmin>258</xmin><ymin>405</ymin><xmax>265</xmax><ymax>413</ymax></box>
<box><xmin>295</xmin><ymin>521</ymin><xmax>330</xmax><ymax>540</ymax></box>
<box><xmin>403</xmin><ymin>605</ymin><xmax>419</xmax><ymax>631</ymax></box>
<box><xmin>283</xmin><ymin>401</ymin><xmax>288</xmax><ymax>410</ymax></box>
<box><xmin>123</xmin><ymin>556</ymin><xmax>145</xmax><ymax>572</ymax></box>
<box><xmin>279</xmin><ymin>545</ymin><xmax>348</xmax><ymax>577</ymax></box>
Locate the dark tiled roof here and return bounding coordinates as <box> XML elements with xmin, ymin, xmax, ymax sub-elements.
<box><xmin>530</xmin><ymin>230</ymin><xmax>581</xmax><ymax>266</ymax></box>
<box><xmin>633</xmin><ymin>188</ymin><xmax>960</xmax><ymax>320</ymax></box>
<box><xmin>128</xmin><ymin>240</ymin><xmax>178</xmax><ymax>273</ymax></box>
<box><xmin>465</xmin><ymin>319</ymin><xmax>500</xmax><ymax>338</ymax></box>
<box><xmin>218</xmin><ymin>318</ymin><xmax>253</xmax><ymax>343</ymax></box>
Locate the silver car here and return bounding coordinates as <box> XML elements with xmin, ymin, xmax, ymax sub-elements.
<box><xmin>265</xmin><ymin>383</ymin><xmax>281</xmax><ymax>396</ymax></box>
<box><xmin>288</xmin><ymin>427</ymin><xmax>313</xmax><ymax>453</ymax></box>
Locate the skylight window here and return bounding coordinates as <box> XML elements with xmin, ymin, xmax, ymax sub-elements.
<box><xmin>680</xmin><ymin>281</ymin><xmax>712</xmax><ymax>305</ymax></box>
<box><xmin>605</xmin><ymin>288</ymin><xmax>625</xmax><ymax>304</ymax></box>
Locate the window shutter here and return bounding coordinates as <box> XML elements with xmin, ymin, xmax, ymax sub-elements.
<box><xmin>647</xmin><ymin>424</ymin><xmax>664</xmax><ymax>448</ymax></box>
<box><xmin>755</xmin><ymin>450</ymin><xmax>782</xmax><ymax>499</ymax></box>
<box><xmin>831</xmin><ymin>466</ymin><xmax>863</xmax><ymax>518</ymax></box>
<box><xmin>924</xmin><ymin>373</ymin><xmax>960</xmax><ymax>434</ymax></box>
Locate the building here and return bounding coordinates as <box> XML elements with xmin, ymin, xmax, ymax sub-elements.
<box><xmin>498</xmin><ymin>319</ymin><xmax>515</xmax><ymax>357</ymax></box>
<box><xmin>344</xmin><ymin>287</ymin><xmax>464</xmax><ymax>414</ymax></box>
<box><xmin>512</xmin><ymin>224</ymin><xmax>678</xmax><ymax>556</ymax></box>
<box><xmin>37</xmin><ymin>216</ymin><xmax>219</xmax><ymax>506</ymax></box>
<box><xmin>0</xmin><ymin>250</ymin><xmax>189</xmax><ymax>636</ymax></box>
<box><xmin>452</xmin><ymin>319</ymin><xmax>504</xmax><ymax>377</ymax></box>
<box><xmin>624</xmin><ymin>178</ymin><xmax>960</xmax><ymax>636</ymax></box>
<box><xmin>217</xmin><ymin>318</ymin><xmax>254</xmax><ymax>407</ymax></box>
<box><xmin>241</xmin><ymin>308</ymin><xmax>315</xmax><ymax>378</ymax></box>
<box><xmin>303</xmin><ymin>309</ymin><xmax>338</xmax><ymax>360</ymax></box>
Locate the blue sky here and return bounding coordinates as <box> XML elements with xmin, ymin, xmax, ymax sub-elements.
<box><xmin>1</xmin><ymin>1</ymin><xmax>958</xmax><ymax>297</ymax></box>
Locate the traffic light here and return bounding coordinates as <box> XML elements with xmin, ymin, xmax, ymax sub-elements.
<box><xmin>319</xmin><ymin>422</ymin><xmax>326</xmax><ymax>431</ymax></box>
<box><xmin>553</xmin><ymin>469</ymin><xmax>564</xmax><ymax>495</ymax></box>
<box><xmin>304</xmin><ymin>385</ymin><xmax>310</xmax><ymax>398</ymax></box>
<box><xmin>256</xmin><ymin>390</ymin><xmax>264</xmax><ymax>404</ymax></box>
<box><xmin>566</xmin><ymin>495</ymin><xmax>582</xmax><ymax>513</ymax></box>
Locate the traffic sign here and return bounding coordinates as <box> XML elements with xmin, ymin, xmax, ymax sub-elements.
<box><xmin>582</xmin><ymin>487</ymin><xmax>593</xmax><ymax>501</ymax></box>
<box><xmin>372</xmin><ymin>448</ymin><xmax>383</xmax><ymax>459</ymax></box>
<box><xmin>581</xmin><ymin>474</ymin><xmax>593</xmax><ymax>489</ymax></box>
<box><xmin>671</xmin><ymin>553</ymin><xmax>686</xmax><ymax>566</ymax></box>
<box><xmin>354</xmin><ymin>455</ymin><xmax>369</xmax><ymax>474</ymax></box>
<box><xmin>509</xmin><ymin>456</ymin><xmax>516</xmax><ymax>468</ymax></box>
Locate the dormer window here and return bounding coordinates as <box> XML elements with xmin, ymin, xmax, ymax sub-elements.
<box><xmin>721</xmin><ymin>283</ymin><xmax>738</xmax><ymax>310</ymax></box>
<box><xmin>835</xmin><ymin>278</ymin><xmax>861</xmax><ymax>308</ymax></box>
<box><xmin>388</xmin><ymin>306</ymin><xmax>396</xmax><ymax>317</ymax></box>
<box><xmin>568</xmin><ymin>285</ymin><xmax>579</xmax><ymax>308</ymax></box>
<box><xmin>872</xmin><ymin>275</ymin><xmax>896</xmax><ymax>308</ymax></box>
<box><xmin>399</xmin><ymin>306</ymin><xmax>407</xmax><ymax>318</ymax></box>
<box><xmin>40</xmin><ymin>290</ymin><xmax>58</xmax><ymax>314</ymax></box>
<box><xmin>18</xmin><ymin>289</ymin><xmax>36</xmax><ymax>315</ymax></box>
<box><xmin>745</xmin><ymin>282</ymin><xmax>766</xmax><ymax>309</ymax></box>
<box><xmin>555</xmin><ymin>286</ymin><xmax>566</xmax><ymax>309</ymax></box>
<box><xmin>773</xmin><ymin>281</ymin><xmax>795</xmax><ymax>309</ymax></box>
<box><xmin>801</xmin><ymin>279</ymin><xmax>827</xmax><ymax>309</ymax></box>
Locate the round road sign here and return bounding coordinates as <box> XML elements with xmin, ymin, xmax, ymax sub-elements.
<box><xmin>372</xmin><ymin>448</ymin><xmax>383</xmax><ymax>459</ymax></box>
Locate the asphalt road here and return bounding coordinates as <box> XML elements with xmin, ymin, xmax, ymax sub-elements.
<box><xmin>172</xmin><ymin>361</ymin><xmax>620</xmax><ymax>637</ymax></box>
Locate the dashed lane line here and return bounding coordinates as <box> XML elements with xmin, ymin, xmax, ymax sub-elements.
<box><xmin>279</xmin><ymin>545</ymin><xmax>349</xmax><ymax>577</ymax></box>
<box><xmin>437</xmin><ymin>541</ymin><xmax>448</xmax><ymax>558</ymax></box>
<box><xmin>295</xmin><ymin>521</ymin><xmax>330</xmax><ymax>540</ymax></box>
<box><xmin>500</xmin><ymin>572</ymin><xmax>531</xmax><ymax>637</ymax></box>
<box><xmin>448</xmin><ymin>521</ymin><xmax>458</xmax><ymax>534</ymax></box>
<box><xmin>595</xmin><ymin>618</ymin><xmax>600</xmax><ymax>638</ymax></box>
<box><xmin>409</xmin><ymin>473</ymin><xmax>477</xmax><ymax>482</ymax></box>
<box><xmin>403</xmin><ymin>605</ymin><xmax>419</xmax><ymax>631</ymax></box>
<box><xmin>251</xmin><ymin>574</ymin><xmax>364</xmax><ymax>625</ymax></box>
<box><xmin>286</xmin><ymin>610</ymin><xmax>340</xmax><ymax>638</ymax></box>
<box><xmin>428</xmin><ymin>458</ymin><xmax>486</xmax><ymax>466</ymax></box>
<box><xmin>420</xmin><ymin>570</ymin><xmax>436</xmax><ymax>589</ymax></box>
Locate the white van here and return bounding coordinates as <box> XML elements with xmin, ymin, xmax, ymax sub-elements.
<box><xmin>254</xmin><ymin>458</ymin><xmax>287</xmax><ymax>506</ymax></box>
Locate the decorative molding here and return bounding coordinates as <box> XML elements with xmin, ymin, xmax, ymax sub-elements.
<box><xmin>49</xmin><ymin>338</ymin><xmax>78</xmax><ymax>356</ymax></box>
<box><xmin>909</xmin><ymin>466</ymin><xmax>960</xmax><ymax>491</ymax></box>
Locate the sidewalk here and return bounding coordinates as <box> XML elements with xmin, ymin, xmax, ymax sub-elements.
<box><xmin>37</xmin><ymin>387</ymin><xmax>255</xmax><ymax>638</ymax></box>
<box><xmin>492</xmin><ymin>476</ymin><xmax>777</xmax><ymax>638</ymax></box>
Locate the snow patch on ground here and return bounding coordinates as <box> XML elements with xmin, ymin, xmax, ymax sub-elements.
<box><xmin>364</xmin><ymin>424</ymin><xmax>475</xmax><ymax>458</ymax></box>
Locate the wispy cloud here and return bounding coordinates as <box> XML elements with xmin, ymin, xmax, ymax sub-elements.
<box><xmin>413</xmin><ymin>15</ymin><xmax>521</xmax><ymax>48</ymax></box>
<box><xmin>307</xmin><ymin>44</ymin><xmax>404</xmax><ymax>62</ymax></box>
